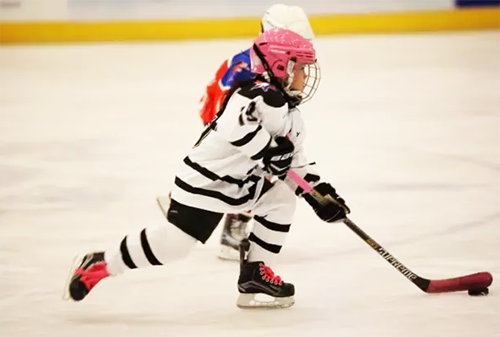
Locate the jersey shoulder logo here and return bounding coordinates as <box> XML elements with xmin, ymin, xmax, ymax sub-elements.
<box><xmin>233</xmin><ymin>61</ymin><xmax>249</xmax><ymax>74</ymax></box>
<box><xmin>252</xmin><ymin>81</ymin><xmax>276</xmax><ymax>92</ymax></box>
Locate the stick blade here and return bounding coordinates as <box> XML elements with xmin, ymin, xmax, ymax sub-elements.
<box><xmin>426</xmin><ymin>272</ymin><xmax>493</xmax><ymax>293</ymax></box>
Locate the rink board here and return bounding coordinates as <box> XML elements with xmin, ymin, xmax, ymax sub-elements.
<box><xmin>0</xmin><ymin>3</ymin><xmax>499</xmax><ymax>43</ymax></box>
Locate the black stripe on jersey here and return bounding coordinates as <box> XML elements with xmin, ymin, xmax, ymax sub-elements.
<box><xmin>238</xmin><ymin>84</ymin><xmax>287</xmax><ymax>108</ymax></box>
<box><xmin>253</xmin><ymin>216</ymin><xmax>291</xmax><ymax>233</ymax></box>
<box><xmin>184</xmin><ymin>157</ymin><xmax>219</xmax><ymax>181</ymax></box>
<box><xmin>248</xmin><ymin>233</ymin><xmax>282</xmax><ymax>254</ymax></box>
<box><xmin>250</xmin><ymin>136</ymin><xmax>272</xmax><ymax>160</ymax></box>
<box><xmin>120</xmin><ymin>236</ymin><xmax>137</xmax><ymax>269</ymax></box>
<box><xmin>175</xmin><ymin>177</ymin><xmax>259</xmax><ymax>206</ymax></box>
<box><xmin>231</xmin><ymin>125</ymin><xmax>262</xmax><ymax>147</ymax></box>
<box><xmin>140</xmin><ymin>229</ymin><xmax>163</xmax><ymax>266</ymax></box>
<box><xmin>183</xmin><ymin>156</ymin><xmax>260</xmax><ymax>188</ymax></box>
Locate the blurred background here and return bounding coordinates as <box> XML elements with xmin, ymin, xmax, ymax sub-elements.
<box><xmin>0</xmin><ymin>0</ymin><xmax>499</xmax><ymax>42</ymax></box>
<box><xmin>1</xmin><ymin>1</ymin><xmax>500</xmax><ymax>337</ymax></box>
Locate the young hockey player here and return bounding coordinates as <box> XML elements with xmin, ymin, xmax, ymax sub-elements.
<box><xmin>66</xmin><ymin>28</ymin><xmax>349</xmax><ymax>309</ymax></box>
<box><xmin>198</xmin><ymin>3</ymin><xmax>316</xmax><ymax>260</ymax></box>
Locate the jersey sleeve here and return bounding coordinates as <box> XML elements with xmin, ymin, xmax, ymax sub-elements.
<box><xmin>252</xmin><ymin>96</ymin><xmax>321</xmax><ymax>193</ymax></box>
<box><xmin>213</xmin><ymin>86</ymin><xmax>290</xmax><ymax>166</ymax></box>
<box><xmin>199</xmin><ymin>49</ymin><xmax>252</xmax><ymax>125</ymax></box>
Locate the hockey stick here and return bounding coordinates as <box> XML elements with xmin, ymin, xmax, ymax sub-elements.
<box><xmin>287</xmin><ymin>170</ymin><xmax>493</xmax><ymax>294</ymax></box>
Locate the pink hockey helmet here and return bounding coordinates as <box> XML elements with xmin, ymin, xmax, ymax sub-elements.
<box><xmin>250</xmin><ymin>28</ymin><xmax>321</xmax><ymax>104</ymax></box>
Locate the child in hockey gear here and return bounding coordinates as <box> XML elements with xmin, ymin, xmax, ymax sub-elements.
<box><xmin>199</xmin><ymin>4</ymin><xmax>316</xmax><ymax>260</ymax></box>
<box><xmin>65</xmin><ymin>28</ymin><xmax>348</xmax><ymax>309</ymax></box>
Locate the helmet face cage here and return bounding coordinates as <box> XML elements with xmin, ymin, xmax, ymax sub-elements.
<box><xmin>300</xmin><ymin>61</ymin><xmax>321</xmax><ymax>104</ymax></box>
<box><xmin>283</xmin><ymin>60</ymin><xmax>321</xmax><ymax>105</ymax></box>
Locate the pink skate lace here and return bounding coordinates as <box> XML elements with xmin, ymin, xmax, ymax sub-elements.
<box><xmin>259</xmin><ymin>263</ymin><xmax>283</xmax><ymax>285</ymax></box>
<box><xmin>75</xmin><ymin>262</ymin><xmax>109</xmax><ymax>290</ymax></box>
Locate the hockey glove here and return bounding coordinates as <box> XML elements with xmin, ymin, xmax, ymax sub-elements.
<box><xmin>303</xmin><ymin>183</ymin><xmax>350</xmax><ymax>223</ymax></box>
<box><xmin>262</xmin><ymin>136</ymin><xmax>295</xmax><ymax>179</ymax></box>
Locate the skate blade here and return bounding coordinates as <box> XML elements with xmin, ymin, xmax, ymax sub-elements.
<box><xmin>217</xmin><ymin>246</ymin><xmax>240</xmax><ymax>261</ymax></box>
<box><xmin>236</xmin><ymin>293</ymin><xmax>295</xmax><ymax>309</ymax></box>
<box><xmin>62</xmin><ymin>254</ymin><xmax>86</xmax><ymax>301</ymax></box>
<box><xmin>156</xmin><ymin>196</ymin><xmax>171</xmax><ymax>217</ymax></box>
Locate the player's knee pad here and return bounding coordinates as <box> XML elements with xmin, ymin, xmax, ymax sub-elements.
<box><xmin>277</xmin><ymin>181</ymin><xmax>297</xmax><ymax>215</ymax></box>
<box><xmin>260</xmin><ymin>180</ymin><xmax>296</xmax><ymax>220</ymax></box>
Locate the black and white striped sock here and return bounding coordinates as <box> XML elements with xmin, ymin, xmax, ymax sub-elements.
<box><xmin>247</xmin><ymin>215</ymin><xmax>291</xmax><ymax>267</ymax></box>
<box><xmin>104</xmin><ymin>223</ymin><xmax>197</xmax><ymax>275</ymax></box>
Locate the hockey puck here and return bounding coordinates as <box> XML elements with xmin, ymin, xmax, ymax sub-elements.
<box><xmin>468</xmin><ymin>287</ymin><xmax>489</xmax><ymax>296</ymax></box>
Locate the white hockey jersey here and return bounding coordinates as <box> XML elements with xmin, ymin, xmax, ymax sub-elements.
<box><xmin>171</xmin><ymin>81</ymin><xmax>318</xmax><ymax>214</ymax></box>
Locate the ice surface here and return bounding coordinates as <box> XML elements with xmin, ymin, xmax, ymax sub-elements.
<box><xmin>1</xmin><ymin>31</ymin><xmax>499</xmax><ymax>337</ymax></box>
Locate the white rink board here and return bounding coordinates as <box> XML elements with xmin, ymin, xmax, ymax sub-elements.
<box><xmin>0</xmin><ymin>32</ymin><xmax>499</xmax><ymax>337</ymax></box>
<box><xmin>0</xmin><ymin>0</ymin><xmax>66</xmax><ymax>21</ymax></box>
<box><xmin>65</xmin><ymin>0</ymin><xmax>454</xmax><ymax>21</ymax></box>
<box><xmin>1</xmin><ymin>0</ymin><xmax>454</xmax><ymax>21</ymax></box>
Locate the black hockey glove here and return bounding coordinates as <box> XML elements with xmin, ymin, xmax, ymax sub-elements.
<box><xmin>262</xmin><ymin>136</ymin><xmax>295</xmax><ymax>179</ymax></box>
<box><xmin>303</xmin><ymin>183</ymin><xmax>350</xmax><ymax>223</ymax></box>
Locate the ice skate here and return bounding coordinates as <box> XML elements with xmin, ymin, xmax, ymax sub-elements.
<box><xmin>236</xmin><ymin>239</ymin><xmax>295</xmax><ymax>309</ymax></box>
<box><xmin>218</xmin><ymin>213</ymin><xmax>251</xmax><ymax>261</ymax></box>
<box><xmin>64</xmin><ymin>251</ymin><xmax>109</xmax><ymax>301</ymax></box>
